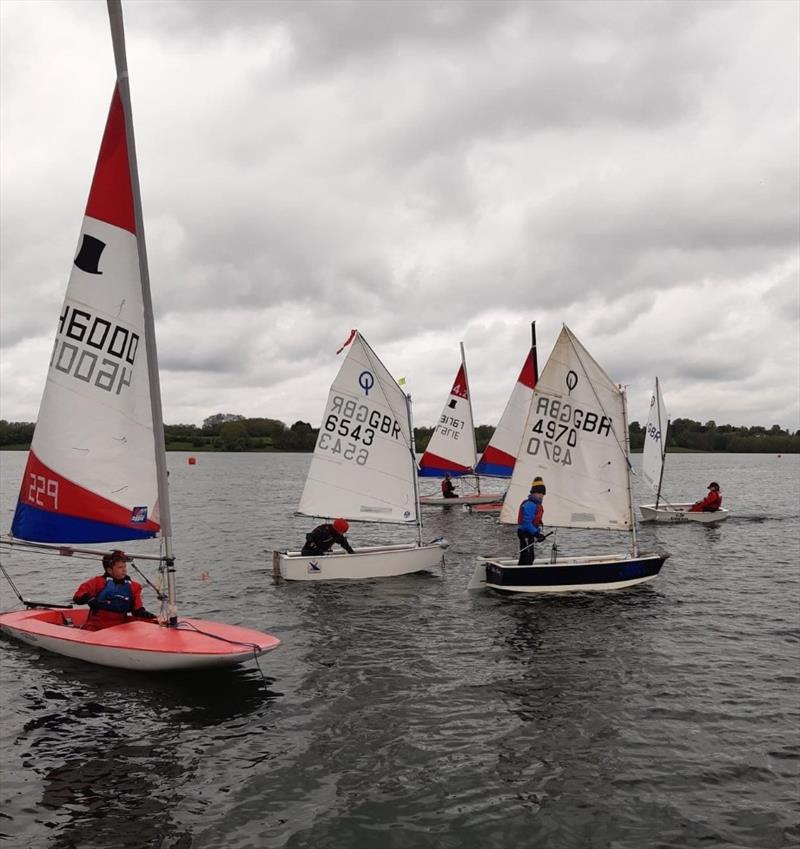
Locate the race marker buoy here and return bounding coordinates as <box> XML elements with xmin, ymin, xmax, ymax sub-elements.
<box><xmin>188</xmin><ymin>456</ymin><xmax>197</xmax><ymax>465</ymax></box>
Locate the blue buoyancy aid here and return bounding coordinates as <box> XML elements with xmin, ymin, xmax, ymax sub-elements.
<box><xmin>93</xmin><ymin>577</ymin><xmax>134</xmax><ymax>614</ymax></box>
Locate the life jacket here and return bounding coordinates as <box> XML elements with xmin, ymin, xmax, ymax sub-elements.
<box><xmin>441</xmin><ymin>479</ymin><xmax>455</xmax><ymax>496</ymax></box>
<box><xmin>93</xmin><ymin>576</ymin><xmax>134</xmax><ymax>614</ymax></box>
<box><xmin>517</xmin><ymin>497</ymin><xmax>543</xmax><ymax>533</ymax></box>
<box><xmin>690</xmin><ymin>490</ymin><xmax>722</xmax><ymax>512</ymax></box>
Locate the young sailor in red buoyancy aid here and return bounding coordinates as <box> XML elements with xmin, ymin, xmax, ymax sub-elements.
<box><xmin>441</xmin><ymin>474</ymin><xmax>457</xmax><ymax>499</ymax></box>
<box><xmin>73</xmin><ymin>550</ymin><xmax>157</xmax><ymax>631</ymax></box>
<box><xmin>689</xmin><ymin>482</ymin><xmax>722</xmax><ymax>513</ymax></box>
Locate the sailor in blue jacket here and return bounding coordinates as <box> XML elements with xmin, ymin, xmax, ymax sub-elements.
<box><xmin>517</xmin><ymin>489</ymin><xmax>545</xmax><ymax>565</ymax></box>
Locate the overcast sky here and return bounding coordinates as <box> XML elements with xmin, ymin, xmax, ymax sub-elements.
<box><xmin>1</xmin><ymin>0</ymin><xmax>798</xmax><ymax>432</ymax></box>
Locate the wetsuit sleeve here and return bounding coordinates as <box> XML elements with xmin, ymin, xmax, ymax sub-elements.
<box><xmin>73</xmin><ymin>575</ymin><xmax>103</xmax><ymax>604</ymax></box>
<box><xmin>336</xmin><ymin>532</ymin><xmax>354</xmax><ymax>554</ymax></box>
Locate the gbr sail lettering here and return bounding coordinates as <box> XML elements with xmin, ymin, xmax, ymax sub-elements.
<box><xmin>318</xmin><ymin>394</ymin><xmax>401</xmax><ymax>466</ymax></box>
<box><xmin>50</xmin><ymin>304</ymin><xmax>138</xmax><ymax>395</ymax></box>
<box><xmin>525</xmin><ymin>397</ymin><xmax>613</xmax><ymax>466</ymax></box>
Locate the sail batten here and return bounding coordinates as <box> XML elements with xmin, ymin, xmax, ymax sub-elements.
<box><xmin>499</xmin><ymin>326</ymin><xmax>632</xmax><ymax>531</ymax></box>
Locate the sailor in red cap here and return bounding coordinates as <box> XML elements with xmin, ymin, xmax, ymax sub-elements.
<box><xmin>301</xmin><ymin>519</ymin><xmax>355</xmax><ymax>556</ymax></box>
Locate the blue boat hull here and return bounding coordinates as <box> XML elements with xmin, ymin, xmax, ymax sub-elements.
<box><xmin>469</xmin><ymin>552</ymin><xmax>667</xmax><ymax>594</ymax></box>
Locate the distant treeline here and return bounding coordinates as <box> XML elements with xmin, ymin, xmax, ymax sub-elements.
<box><xmin>0</xmin><ymin>416</ymin><xmax>797</xmax><ymax>453</ymax></box>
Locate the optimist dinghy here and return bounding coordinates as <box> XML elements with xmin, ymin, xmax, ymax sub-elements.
<box><xmin>272</xmin><ymin>331</ymin><xmax>448</xmax><ymax>581</ymax></box>
<box><xmin>638</xmin><ymin>378</ymin><xmax>730</xmax><ymax>524</ymax></box>
<box><xmin>0</xmin><ymin>0</ymin><xmax>280</xmax><ymax>671</ymax></box>
<box><xmin>469</xmin><ymin>325</ymin><xmax>668</xmax><ymax>594</ymax></box>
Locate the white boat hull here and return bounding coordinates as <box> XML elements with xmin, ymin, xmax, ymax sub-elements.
<box><xmin>468</xmin><ymin>551</ymin><xmax>667</xmax><ymax>594</ymax></box>
<box><xmin>273</xmin><ymin>541</ymin><xmax>448</xmax><ymax>581</ymax></box>
<box><xmin>419</xmin><ymin>493</ymin><xmax>503</xmax><ymax>506</ymax></box>
<box><xmin>0</xmin><ymin>609</ymin><xmax>281</xmax><ymax>671</ymax></box>
<box><xmin>639</xmin><ymin>503</ymin><xmax>730</xmax><ymax>524</ymax></box>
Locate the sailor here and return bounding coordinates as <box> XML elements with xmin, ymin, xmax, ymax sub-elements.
<box><xmin>441</xmin><ymin>473</ymin><xmax>457</xmax><ymax>499</ymax></box>
<box><xmin>517</xmin><ymin>489</ymin><xmax>546</xmax><ymax>566</ymax></box>
<box><xmin>301</xmin><ymin>518</ymin><xmax>355</xmax><ymax>556</ymax></box>
<box><xmin>73</xmin><ymin>550</ymin><xmax>157</xmax><ymax>631</ymax></box>
<box><xmin>689</xmin><ymin>482</ymin><xmax>723</xmax><ymax>513</ymax></box>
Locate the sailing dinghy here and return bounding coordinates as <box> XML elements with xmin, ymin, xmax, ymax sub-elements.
<box><xmin>468</xmin><ymin>326</ymin><xmax>668</xmax><ymax>594</ymax></box>
<box><xmin>639</xmin><ymin>378</ymin><xmax>730</xmax><ymax>524</ymax></box>
<box><xmin>418</xmin><ymin>343</ymin><xmax>503</xmax><ymax>507</ymax></box>
<box><xmin>0</xmin><ymin>0</ymin><xmax>280</xmax><ymax>671</ymax></box>
<box><xmin>273</xmin><ymin>330</ymin><xmax>448</xmax><ymax>581</ymax></box>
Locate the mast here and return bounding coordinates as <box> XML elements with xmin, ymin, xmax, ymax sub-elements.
<box><xmin>404</xmin><ymin>390</ymin><xmax>424</xmax><ymax>546</ymax></box>
<box><xmin>621</xmin><ymin>384</ymin><xmax>639</xmax><ymax>557</ymax></box>
<box><xmin>460</xmin><ymin>341</ymin><xmax>480</xmax><ymax>492</ymax></box>
<box><xmin>531</xmin><ymin>321</ymin><xmax>539</xmax><ymax>384</ymax></box>
<box><xmin>654</xmin><ymin>377</ymin><xmax>668</xmax><ymax>510</ymax></box>
<box><xmin>107</xmin><ymin>1</ymin><xmax>176</xmax><ymax>625</ymax></box>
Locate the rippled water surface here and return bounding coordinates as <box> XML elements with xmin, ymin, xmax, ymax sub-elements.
<box><xmin>1</xmin><ymin>451</ymin><xmax>798</xmax><ymax>849</ymax></box>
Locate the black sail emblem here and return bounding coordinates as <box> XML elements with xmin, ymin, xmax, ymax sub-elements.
<box><xmin>74</xmin><ymin>234</ymin><xmax>106</xmax><ymax>275</ymax></box>
<box><xmin>566</xmin><ymin>370</ymin><xmax>579</xmax><ymax>394</ymax></box>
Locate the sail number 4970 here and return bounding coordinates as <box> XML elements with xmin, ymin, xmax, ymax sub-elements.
<box><xmin>526</xmin><ymin>418</ymin><xmax>577</xmax><ymax>466</ymax></box>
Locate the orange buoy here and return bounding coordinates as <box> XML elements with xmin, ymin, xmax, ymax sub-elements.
<box><xmin>188</xmin><ymin>456</ymin><xmax>197</xmax><ymax>465</ymax></box>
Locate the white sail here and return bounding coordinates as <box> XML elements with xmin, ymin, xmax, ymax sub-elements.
<box><xmin>499</xmin><ymin>326</ymin><xmax>632</xmax><ymax>531</ymax></box>
<box><xmin>642</xmin><ymin>377</ymin><xmax>669</xmax><ymax>495</ymax></box>
<box><xmin>297</xmin><ymin>331</ymin><xmax>417</xmax><ymax>524</ymax></box>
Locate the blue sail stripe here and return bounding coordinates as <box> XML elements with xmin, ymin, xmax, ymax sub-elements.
<box><xmin>11</xmin><ymin>502</ymin><xmax>156</xmax><ymax>544</ymax></box>
<box><xmin>473</xmin><ymin>461</ymin><xmax>513</xmax><ymax>478</ymax></box>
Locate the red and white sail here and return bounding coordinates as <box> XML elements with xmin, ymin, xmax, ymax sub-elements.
<box><xmin>418</xmin><ymin>344</ymin><xmax>477</xmax><ymax>477</ymax></box>
<box><xmin>11</xmin><ymin>88</ymin><xmax>159</xmax><ymax>543</ymax></box>
<box><xmin>474</xmin><ymin>347</ymin><xmax>537</xmax><ymax>478</ymax></box>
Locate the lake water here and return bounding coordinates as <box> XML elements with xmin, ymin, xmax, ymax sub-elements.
<box><xmin>0</xmin><ymin>451</ymin><xmax>798</xmax><ymax>849</ymax></box>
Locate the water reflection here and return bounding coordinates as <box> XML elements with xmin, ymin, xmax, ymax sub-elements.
<box><xmin>6</xmin><ymin>650</ymin><xmax>280</xmax><ymax>849</ymax></box>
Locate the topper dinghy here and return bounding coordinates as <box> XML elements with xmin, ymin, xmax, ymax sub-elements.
<box><xmin>418</xmin><ymin>343</ymin><xmax>503</xmax><ymax>506</ymax></box>
<box><xmin>0</xmin><ymin>0</ymin><xmax>280</xmax><ymax>670</ymax></box>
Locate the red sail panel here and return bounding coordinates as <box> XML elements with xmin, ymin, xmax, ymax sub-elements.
<box><xmin>84</xmin><ymin>86</ymin><xmax>135</xmax><ymax>234</ymax></box>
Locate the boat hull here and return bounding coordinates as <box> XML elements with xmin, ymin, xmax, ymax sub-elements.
<box><xmin>468</xmin><ymin>552</ymin><xmax>667</xmax><ymax>594</ymax></box>
<box><xmin>419</xmin><ymin>493</ymin><xmax>503</xmax><ymax>507</ymax></box>
<box><xmin>273</xmin><ymin>541</ymin><xmax>447</xmax><ymax>581</ymax></box>
<box><xmin>639</xmin><ymin>504</ymin><xmax>730</xmax><ymax>524</ymax></box>
<box><xmin>0</xmin><ymin>608</ymin><xmax>281</xmax><ymax>671</ymax></box>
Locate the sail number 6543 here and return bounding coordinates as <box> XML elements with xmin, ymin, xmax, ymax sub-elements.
<box><xmin>318</xmin><ymin>432</ymin><xmax>369</xmax><ymax>465</ymax></box>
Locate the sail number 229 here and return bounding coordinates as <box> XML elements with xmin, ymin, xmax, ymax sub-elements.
<box><xmin>27</xmin><ymin>473</ymin><xmax>59</xmax><ymax>509</ymax></box>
